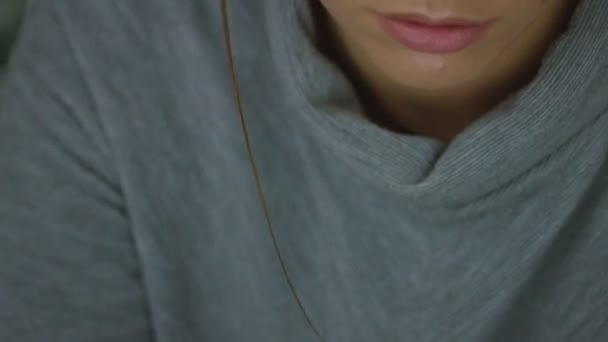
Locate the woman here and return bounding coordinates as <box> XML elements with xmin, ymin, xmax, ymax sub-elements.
<box><xmin>1</xmin><ymin>0</ymin><xmax>607</xmax><ymax>341</ymax></box>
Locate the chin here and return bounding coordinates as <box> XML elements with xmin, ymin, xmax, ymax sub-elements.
<box><xmin>383</xmin><ymin>52</ymin><xmax>488</xmax><ymax>90</ymax></box>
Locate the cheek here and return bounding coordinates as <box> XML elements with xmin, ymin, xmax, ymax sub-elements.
<box><xmin>318</xmin><ymin>0</ymin><xmax>370</xmax><ymax>17</ymax></box>
<box><xmin>318</xmin><ymin>0</ymin><xmax>347</xmax><ymax>12</ymax></box>
<box><xmin>491</xmin><ymin>0</ymin><xmax>548</xmax><ymax>17</ymax></box>
<box><xmin>489</xmin><ymin>0</ymin><xmax>549</xmax><ymax>36</ymax></box>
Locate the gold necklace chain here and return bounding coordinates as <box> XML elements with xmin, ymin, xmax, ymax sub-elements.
<box><xmin>220</xmin><ymin>1</ymin><xmax>327</xmax><ymax>341</ymax></box>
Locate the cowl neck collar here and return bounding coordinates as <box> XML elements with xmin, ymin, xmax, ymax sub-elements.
<box><xmin>265</xmin><ymin>0</ymin><xmax>608</xmax><ymax>206</ymax></box>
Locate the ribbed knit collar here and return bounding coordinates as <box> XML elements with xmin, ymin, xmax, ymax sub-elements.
<box><xmin>265</xmin><ymin>0</ymin><xmax>608</xmax><ymax>206</ymax></box>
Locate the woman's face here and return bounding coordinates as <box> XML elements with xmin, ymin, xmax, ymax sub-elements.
<box><xmin>318</xmin><ymin>0</ymin><xmax>576</xmax><ymax>90</ymax></box>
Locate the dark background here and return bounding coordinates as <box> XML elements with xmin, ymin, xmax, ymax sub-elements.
<box><xmin>0</xmin><ymin>0</ymin><xmax>26</xmax><ymax>71</ymax></box>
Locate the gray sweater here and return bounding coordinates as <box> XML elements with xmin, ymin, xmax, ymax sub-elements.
<box><xmin>1</xmin><ymin>1</ymin><xmax>607</xmax><ymax>341</ymax></box>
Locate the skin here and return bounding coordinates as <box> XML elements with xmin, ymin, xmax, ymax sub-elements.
<box><xmin>316</xmin><ymin>0</ymin><xmax>581</xmax><ymax>142</ymax></box>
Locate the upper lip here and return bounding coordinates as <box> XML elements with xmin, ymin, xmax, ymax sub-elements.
<box><xmin>378</xmin><ymin>12</ymin><xmax>490</xmax><ymax>26</ymax></box>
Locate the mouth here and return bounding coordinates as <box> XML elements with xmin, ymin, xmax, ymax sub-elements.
<box><xmin>374</xmin><ymin>11</ymin><xmax>496</xmax><ymax>54</ymax></box>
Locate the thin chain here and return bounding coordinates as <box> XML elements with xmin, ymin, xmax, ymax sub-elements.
<box><xmin>220</xmin><ymin>1</ymin><xmax>327</xmax><ymax>341</ymax></box>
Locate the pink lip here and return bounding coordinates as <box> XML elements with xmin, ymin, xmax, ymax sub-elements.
<box><xmin>376</xmin><ymin>12</ymin><xmax>495</xmax><ymax>54</ymax></box>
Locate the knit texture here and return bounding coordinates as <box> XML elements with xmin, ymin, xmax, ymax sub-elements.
<box><xmin>1</xmin><ymin>0</ymin><xmax>607</xmax><ymax>341</ymax></box>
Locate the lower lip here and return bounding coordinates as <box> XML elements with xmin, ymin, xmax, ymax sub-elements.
<box><xmin>378</xmin><ymin>16</ymin><xmax>493</xmax><ymax>54</ymax></box>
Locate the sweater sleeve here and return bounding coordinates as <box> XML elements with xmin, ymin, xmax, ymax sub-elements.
<box><xmin>0</xmin><ymin>2</ymin><xmax>153</xmax><ymax>341</ymax></box>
